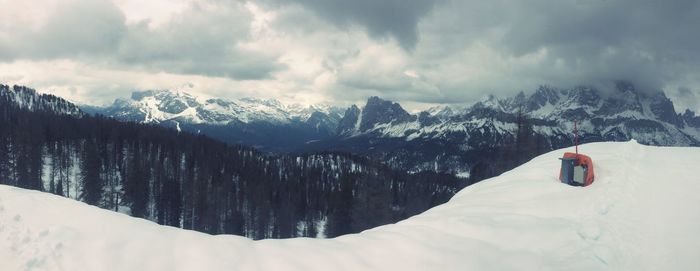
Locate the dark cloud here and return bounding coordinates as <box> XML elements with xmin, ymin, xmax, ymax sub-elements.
<box><xmin>669</xmin><ymin>87</ymin><xmax>699</xmax><ymax>112</ymax></box>
<box><xmin>1</xmin><ymin>0</ymin><xmax>699</xmax><ymax>109</ymax></box>
<box><xmin>115</xmin><ymin>3</ymin><xmax>283</xmax><ymax>80</ymax></box>
<box><xmin>0</xmin><ymin>0</ymin><xmax>282</xmax><ymax>80</ymax></box>
<box><xmin>0</xmin><ymin>0</ymin><xmax>126</xmax><ymax>59</ymax></box>
<box><xmin>528</xmin><ymin>1</ymin><xmax>698</xmax><ymax>89</ymax></box>
<box><xmin>266</xmin><ymin>0</ymin><xmax>439</xmax><ymax>50</ymax></box>
<box><xmin>341</xmin><ymin>0</ymin><xmax>699</xmax><ymax>107</ymax></box>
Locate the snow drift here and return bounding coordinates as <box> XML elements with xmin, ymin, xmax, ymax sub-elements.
<box><xmin>1</xmin><ymin>140</ymin><xmax>699</xmax><ymax>271</ymax></box>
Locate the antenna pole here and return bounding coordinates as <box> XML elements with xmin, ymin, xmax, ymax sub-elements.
<box><xmin>574</xmin><ymin>120</ymin><xmax>579</xmax><ymax>155</ymax></box>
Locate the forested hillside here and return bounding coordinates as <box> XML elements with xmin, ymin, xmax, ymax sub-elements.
<box><xmin>0</xmin><ymin>88</ymin><xmax>467</xmax><ymax>239</ymax></box>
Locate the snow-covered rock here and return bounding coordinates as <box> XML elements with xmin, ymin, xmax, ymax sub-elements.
<box><xmin>0</xmin><ymin>85</ymin><xmax>82</xmax><ymax>117</ymax></box>
<box><xmin>84</xmin><ymin>88</ymin><xmax>345</xmax><ymax>152</ymax></box>
<box><xmin>336</xmin><ymin>84</ymin><xmax>700</xmax><ymax>147</ymax></box>
<box><xmin>296</xmin><ymin>83</ymin><xmax>700</xmax><ymax>173</ymax></box>
<box><xmin>94</xmin><ymin>89</ymin><xmax>343</xmax><ymax>127</ymax></box>
<box><xmin>1</xmin><ymin>141</ymin><xmax>699</xmax><ymax>271</ymax></box>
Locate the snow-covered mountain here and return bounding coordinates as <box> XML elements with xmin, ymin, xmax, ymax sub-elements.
<box><xmin>337</xmin><ymin>82</ymin><xmax>700</xmax><ymax>146</ymax></box>
<box><xmin>84</xmin><ymin>82</ymin><xmax>700</xmax><ymax>172</ymax></box>
<box><xmin>315</xmin><ymin>82</ymin><xmax>700</xmax><ymax>173</ymax></box>
<box><xmin>92</xmin><ymin>88</ymin><xmax>343</xmax><ymax>127</ymax></box>
<box><xmin>2</xmin><ymin>141</ymin><xmax>699</xmax><ymax>271</ymax></box>
<box><xmin>0</xmin><ymin>84</ymin><xmax>82</xmax><ymax>117</ymax></box>
<box><xmin>85</xmin><ymin>88</ymin><xmax>344</xmax><ymax>151</ymax></box>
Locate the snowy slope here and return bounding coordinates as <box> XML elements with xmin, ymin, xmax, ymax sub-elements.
<box><xmin>1</xmin><ymin>140</ymin><xmax>699</xmax><ymax>271</ymax></box>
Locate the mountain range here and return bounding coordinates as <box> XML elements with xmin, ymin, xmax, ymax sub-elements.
<box><xmin>80</xmin><ymin>81</ymin><xmax>700</xmax><ymax>174</ymax></box>
<box><xmin>81</xmin><ymin>87</ymin><xmax>344</xmax><ymax>152</ymax></box>
<box><xmin>0</xmin><ymin>84</ymin><xmax>465</xmax><ymax>239</ymax></box>
<box><xmin>4</xmin><ymin>81</ymin><xmax>698</xmax><ymax>175</ymax></box>
<box><xmin>315</xmin><ymin>82</ymin><xmax>700</xmax><ymax>173</ymax></box>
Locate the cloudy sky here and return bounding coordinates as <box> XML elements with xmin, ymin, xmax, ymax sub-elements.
<box><xmin>0</xmin><ymin>0</ymin><xmax>699</xmax><ymax>111</ymax></box>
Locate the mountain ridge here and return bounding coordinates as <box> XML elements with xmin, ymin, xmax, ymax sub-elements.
<box><xmin>305</xmin><ymin>82</ymin><xmax>700</xmax><ymax>174</ymax></box>
<box><xmin>0</xmin><ymin>84</ymin><xmax>83</xmax><ymax>117</ymax></box>
<box><xmin>6</xmin><ymin>81</ymin><xmax>698</xmax><ymax>174</ymax></box>
<box><xmin>334</xmin><ymin>83</ymin><xmax>700</xmax><ymax>145</ymax></box>
<box><xmin>98</xmin><ymin>88</ymin><xmax>344</xmax><ymax>126</ymax></box>
<box><xmin>0</xmin><ymin>89</ymin><xmax>466</xmax><ymax>240</ymax></box>
<box><xmin>82</xmin><ymin>88</ymin><xmax>345</xmax><ymax>151</ymax></box>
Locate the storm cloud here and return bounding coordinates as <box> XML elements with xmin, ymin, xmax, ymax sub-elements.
<box><xmin>0</xmin><ymin>0</ymin><xmax>281</xmax><ymax>80</ymax></box>
<box><xmin>0</xmin><ymin>0</ymin><xmax>699</xmax><ymax>111</ymax></box>
<box><xmin>0</xmin><ymin>0</ymin><xmax>126</xmax><ymax>59</ymax></box>
<box><xmin>322</xmin><ymin>0</ymin><xmax>700</xmax><ymax>104</ymax></box>
<box><xmin>264</xmin><ymin>0</ymin><xmax>439</xmax><ymax>50</ymax></box>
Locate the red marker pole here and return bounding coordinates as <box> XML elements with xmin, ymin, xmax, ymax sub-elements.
<box><xmin>574</xmin><ymin>120</ymin><xmax>579</xmax><ymax>155</ymax></box>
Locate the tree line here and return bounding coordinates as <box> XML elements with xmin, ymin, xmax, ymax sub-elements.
<box><xmin>0</xmin><ymin>94</ymin><xmax>467</xmax><ymax>239</ymax></box>
<box><xmin>468</xmin><ymin>106</ymin><xmax>550</xmax><ymax>183</ymax></box>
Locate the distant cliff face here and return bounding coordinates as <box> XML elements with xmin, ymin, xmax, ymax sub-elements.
<box><xmin>336</xmin><ymin>97</ymin><xmax>416</xmax><ymax>135</ymax></box>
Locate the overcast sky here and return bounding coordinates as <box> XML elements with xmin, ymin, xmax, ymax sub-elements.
<box><xmin>0</xmin><ymin>0</ymin><xmax>699</xmax><ymax>112</ymax></box>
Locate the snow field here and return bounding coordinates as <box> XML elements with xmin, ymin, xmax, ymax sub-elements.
<box><xmin>1</xmin><ymin>140</ymin><xmax>700</xmax><ymax>271</ymax></box>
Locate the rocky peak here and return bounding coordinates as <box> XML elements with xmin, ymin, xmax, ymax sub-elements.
<box><xmin>426</xmin><ymin>105</ymin><xmax>464</xmax><ymax>120</ymax></box>
<box><xmin>359</xmin><ymin>96</ymin><xmax>414</xmax><ymax>132</ymax></box>
<box><xmin>129</xmin><ymin>89</ymin><xmax>201</xmax><ymax>115</ymax></box>
<box><xmin>239</xmin><ymin>97</ymin><xmax>284</xmax><ymax>109</ymax></box>
<box><xmin>473</xmin><ymin>94</ymin><xmax>504</xmax><ymax>111</ymax></box>
<box><xmin>564</xmin><ymin>86</ymin><xmax>601</xmax><ymax>108</ymax></box>
<box><xmin>205</xmin><ymin>98</ymin><xmax>235</xmax><ymax>108</ymax></box>
<box><xmin>335</xmin><ymin>97</ymin><xmax>418</xmax><ymax>136</ymax></box>
<box><xmin>526</xmin><ymin>85</ymin><xmax>560</xmax><ymax>112</ymax></box>
<box><xmin>418</xmin><ymin>111</ymin><xmax>439</xmax><ymax>126</ymax></box>
<box><xmin>648</xmin><ymin>91</ymin><xmax>681</xmax><ymax>126</ymax></box>
<box><xmin>306</xmin><ymin>111</ymin><xmax>340</xmax><ymax>133</ymax></box>
<box><xmin>336</xmin><ymin>105</ymin><xmax>361</xmax><ymax>135</ymax></box>
<box><xmin>682</xmin><ymin>109</ymin><xmax>700</xmax><ymax>128</ymax></box>
<box><xmin>593</xmin><ymin>82</ymin><xmax>643</xmax><ymax>115</ymax></box>
<box><xmin>96</xmin><ymin>88</ymin><xmax>343</xmax><ymax>127</ymax></box>
<box><xmin>683</xmin><ymin>109</ymin><xmax>696</xmax><ymax>118</ymax></box>
<box><xmin>130</xmin><ymin>90</ymin><xmax>154</xmax><ymax>101</ymax></box>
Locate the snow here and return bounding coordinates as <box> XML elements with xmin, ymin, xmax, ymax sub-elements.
<box><xmin>479</xmin><ymin>94</ymin><xmax>503</xmax><ymax>110</ymax></box>
<box><xmin>455</xmin><ymin>171</ymin><xmax>471</xmax><ymax>179</ymax></box>
<box><xmin>372</xmin><ymin>120</ymin><xmax>421</xmax><ymax>138</ymax></box>
<box><xmin>1</xmin><ymin>140</ymin><xmax>700</xmax><ymax>271</ymax></box>
<box><xmin>364</xmin><ymin>87</ymin><xmax>699</xmax><ymax>146</ymax></box>
<box><xmin>530</xmin><ymin>102</ymin><xmax>555</xmax><ymax>118</ymax></box>
<box><xmin>107</xmin><ymin>89</ymin><xmax>341</xmax><ymax>125</ymax></box>
<box><xmin>354</xmin><ymin>107</ymin><xmax>363</xmax><ymax>132</ymax></box>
